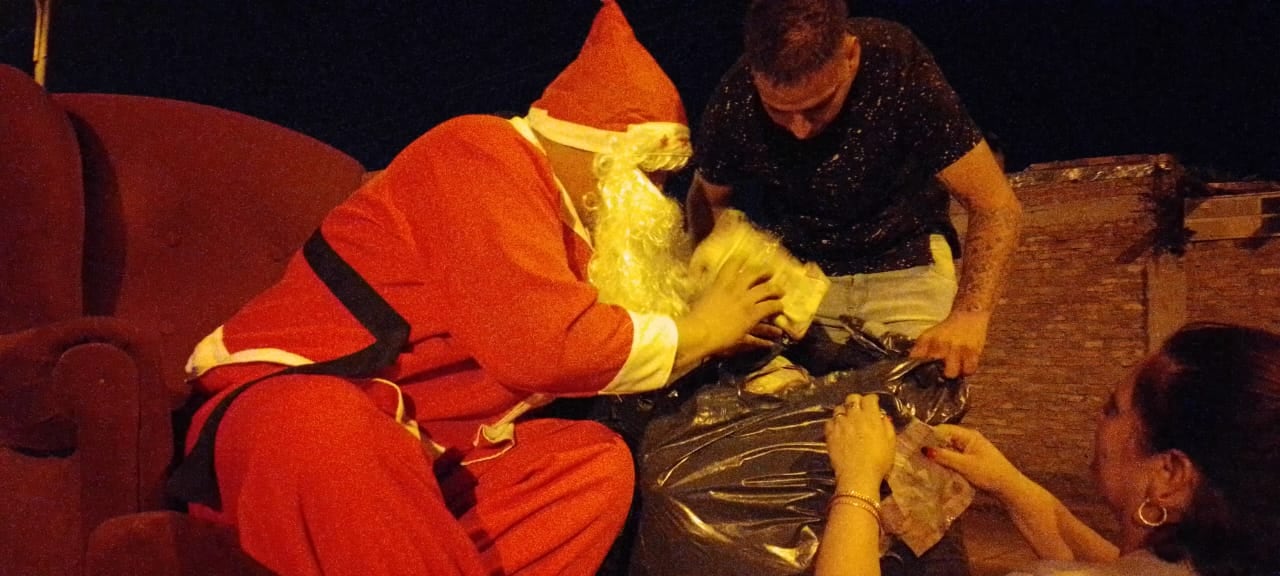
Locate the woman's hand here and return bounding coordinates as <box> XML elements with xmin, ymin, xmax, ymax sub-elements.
<box><xmin>825</xmin><ymin>393</ymin><xmax>897</xmax><ymax>493</ymax></box>
<box><xmin>927</xmin><ymin>424</ymin><xmax>1024</xmax><ymax>496</ymax></box>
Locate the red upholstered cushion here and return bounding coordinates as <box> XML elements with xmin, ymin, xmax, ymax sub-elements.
<box><xmin>85</xmin><ymin>511</ymin><xmax>274</xmax><ymax>576</ymax></box>
<box><xmin>0</xmin><ymin>64</ymin><xmax>85</xmax><ymax>332</ymax></box>
<box><xmin>54</xmin><ymin>93</ymin><xmax>366</xmax><ymax>397</ymax></box>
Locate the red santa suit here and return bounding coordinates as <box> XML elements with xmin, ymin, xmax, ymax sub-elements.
<box><xmin>176</xmin><ymin>113</ymin><xmax>680</xmax><ymax>576</ymax></box>
<box><xmin>168</xmin><ymin>3</ymin><xmax>694</xmax><ymax>573</ymax></box>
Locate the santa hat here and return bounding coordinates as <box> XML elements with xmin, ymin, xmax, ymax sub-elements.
<box><xmin>527</xmin><ymin>0</ymin><xmax>691</xmax><ymax>165</ymax></box>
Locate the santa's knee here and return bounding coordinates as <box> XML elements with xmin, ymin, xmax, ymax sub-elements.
<box><xmin>219</xmin><ymin>375</ymin><xmax>387</xmax><ymax>472</ymax></box>
<box><xmin>569</xmin><ymin>422</ymin><xmax>636</xmax><ymax>515</ymax></box>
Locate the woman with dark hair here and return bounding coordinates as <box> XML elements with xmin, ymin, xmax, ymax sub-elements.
<box><xmin>819</xmin><ymin>322</ymin><xmax>1280</xmax><ymax>575</ymax></box>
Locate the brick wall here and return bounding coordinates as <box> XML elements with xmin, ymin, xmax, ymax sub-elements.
<box><xmin>1185</xmin><ymin>240</ymin><xmax>1280</xmax><ymax>329</ymax></box>
<box><xmin>1183</xmin><ymin>183</ymin><xmax>1280</xmax><ymax>331</ymax></box>
<box><xmin>946</xmin><ymin>155</ymin><xmax>1276</xmax><ymax>531</ymax></box>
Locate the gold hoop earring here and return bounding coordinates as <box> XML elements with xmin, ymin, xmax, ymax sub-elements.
<box><xmin>1136</xmin><ymin>498</ymin><xmax>1169</xmax><ymax>528</ymax></box>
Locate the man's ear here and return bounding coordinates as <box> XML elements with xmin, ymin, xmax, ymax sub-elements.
<box><xmin>1150</xmin><ymin>449</ymin><xmax>1201</xmax><ymax>520</ymax></box>
<box><xmin>841</xmin><ymin>34</ymin><xmax>861</xmax><ymax>68</ymax></box>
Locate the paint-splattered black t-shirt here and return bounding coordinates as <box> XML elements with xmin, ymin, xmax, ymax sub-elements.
<box><xmin>696</xmin><ymin>18</ymin><xmax>982</xmax><ymax>275</ymax></box>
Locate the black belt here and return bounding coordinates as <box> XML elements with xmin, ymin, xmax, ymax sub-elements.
<box><xmin>167</xmin><ymin>229</ymin><xmax>410</xmax><ymax>509</ymax></box>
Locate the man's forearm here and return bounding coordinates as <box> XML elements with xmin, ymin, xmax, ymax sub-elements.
<box><xmin>686</xmin><ymin>178</ymin><xmax>717</xmax><ymax>242</ymax></box>
<box><xmin>953</xmin><ymin>200</ymin><xmax>1021</xmax><ymax>314</ymax></box>
<box><xmin>686</xmin><ymin>172</ymin><xmax>733</xmax><ymax>242</ymax></box>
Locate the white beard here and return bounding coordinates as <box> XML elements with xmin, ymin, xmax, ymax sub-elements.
<box><xmin>585</xmin><ymin>167</ymin><xmax>693</xmax><ymax>317</ymax></box>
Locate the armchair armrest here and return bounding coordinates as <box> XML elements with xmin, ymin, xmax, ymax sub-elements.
<box><xmin>86</xmin><ymin>511</ymin><xmax>275</xmax><ymax>576</ymax></box>
<box><xmin>0</xmin><ymin>316</ymin><xmax>182</xmax><ymax>540</ymax></box>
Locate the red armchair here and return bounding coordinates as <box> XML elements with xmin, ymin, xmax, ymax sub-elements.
<box><xmin>0</xmin><ymin>63</ymin><xmax>367</xmax><ymax>575</ymax></box>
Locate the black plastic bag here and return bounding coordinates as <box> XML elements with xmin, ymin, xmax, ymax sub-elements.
<box><xmin>629</xmin><ymin>322</ymin><xmax>968</xmax><ymax>576</ymax></box>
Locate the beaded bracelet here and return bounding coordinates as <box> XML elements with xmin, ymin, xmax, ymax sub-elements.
<box><xmin>827</xmin><ymin>496</ymin><xmax>884</xmax><ymax>535</ymax></box>
<box><xmin>833</xmin><ymin>489</ymin><xmax>881</xmax><ymax>513</ymax></box>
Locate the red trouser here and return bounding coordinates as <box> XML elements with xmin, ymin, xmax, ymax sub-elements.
<box><xmin>186</xmin><ymin>369</ymin><xmax>633</xmax><ymax>576</ymax></box>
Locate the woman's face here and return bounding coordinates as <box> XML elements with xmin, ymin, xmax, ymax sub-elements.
<box><xmin>1091</xmin><ymin>370</ymin><xmax>1160</xmax><ymax>548</ymax></box>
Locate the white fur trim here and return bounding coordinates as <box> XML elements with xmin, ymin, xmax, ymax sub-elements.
<box><xmin>185</xmin><ymin>326</ymin><xmax>315</xmax><ymax>379</ymax></box>
<box><xmin>525</xmin><ymin>107</ymin><xmax>690</xmax><ymax>154</ymax></box>
<box><xmin>599</xmin><ymin>311</ymin><xmax>678</xmax><ymax>394</ymax></box>
<box><xmin>463</xmin><ymin>393</ymin><xmax>553</xmax><ymax>466</ymax></box>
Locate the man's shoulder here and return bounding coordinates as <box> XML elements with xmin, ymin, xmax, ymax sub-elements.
<box><xmin>849</xmin><ymin>17</ymin><xmax>928</xmax><ymax>61</ymax></box>
<box><xmin>423</xmin><ymin>114</ymin><xmax>524</xmax><ymax>146</ymax></box>
<box><xmin>388</xmin><ymin>114</ymin><xmax>540</xmax><ymax>180</ymax></box>
<box><xmin>705</xmin><ymin>56</ymin><xmax>753</xmax><ymax>109</ymax></box>
<box><xmin>397</xmin><ymin>114</ymin><xmax>534</xmax><ymax>164</ymax></box>
<box><xmin>849</xmin><ymin>17</ymin><xmax>922</xmax><ymax>43</ymax></box>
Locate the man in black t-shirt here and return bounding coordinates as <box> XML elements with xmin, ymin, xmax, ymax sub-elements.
<box><xmin>688</xmin><ymin>0</ymin><xmax>1022</xmax><ymax>382</ymax></box>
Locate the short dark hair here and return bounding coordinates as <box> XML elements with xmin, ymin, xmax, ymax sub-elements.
<box><xmin>743</xmin><ymin>0</ymin><xmax>849</xmax><ymax>86</ymax></box>
<box><xmin>1133</xmin><ymin>322</ymin><xmax>1280</xmax><ymax>575</ymax></box>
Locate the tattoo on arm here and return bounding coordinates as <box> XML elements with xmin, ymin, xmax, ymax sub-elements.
<box><xmin>953</xmin><ymin>200</ymin><xmax>1022</xmax><ymax>314</ymax></box>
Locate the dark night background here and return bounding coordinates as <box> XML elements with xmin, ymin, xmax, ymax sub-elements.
<box><xmin>4</xmin><ymin>1</ymin><xmax>1278</xmax><ymax>179</ymax></box>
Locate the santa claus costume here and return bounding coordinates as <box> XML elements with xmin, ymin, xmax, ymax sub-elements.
<box><xmin>167</xmin><ymin>2</ymin><xmax>694</xmax><ymax>574</ymax></box>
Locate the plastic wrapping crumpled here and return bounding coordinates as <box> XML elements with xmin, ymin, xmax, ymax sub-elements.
<box><xmin>881</xmin><ymin>420</ymin><xmax>975</xmax><ymax>555</ymax></box>
<box><xmin>629</xmin><ymin>323</ymin><xmax>970</xmax><ymax>576</ymax></box>
<box><xmin>689</xmin><ymin>209</ymin><xmax>830</xmax><ymax>340</ymax></box>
